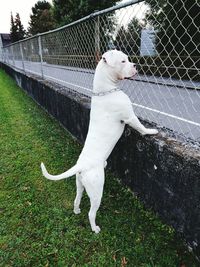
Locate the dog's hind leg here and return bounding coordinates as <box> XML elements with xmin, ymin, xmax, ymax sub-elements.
<box><xmin>82</xmin><ymin>167</ymin><xmax>105</xmax><ymax>233</ymax></box>
<box><xmin>88</xmin><ymin>195</ymin><xmax>102</xmax><ymax>233</ymax></box>
<box><xmin>73</xmin><ymin>173</ymin><xmax>84</xmax><ymax>214</ymax></box>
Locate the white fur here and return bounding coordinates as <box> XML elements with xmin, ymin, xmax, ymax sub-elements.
<box><xmin>41</xmin><ymin>50</ymin><xmax>158</xmax><ymax>233</ymax></box>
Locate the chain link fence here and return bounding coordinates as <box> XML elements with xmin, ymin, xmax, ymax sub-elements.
<box><xmin>1</xmin><ymin>0</ymin><xmax>200</xmax><ymax>147</ymax></box>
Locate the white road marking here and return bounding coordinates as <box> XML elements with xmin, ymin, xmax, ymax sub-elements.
<box><xmin>132</xmin><ymin>103</ymin><xmax>200</xmax><ymax>127</ymax></box>
<box><xmin>44</xmin><ymin>75</ymin><xmax>92</xmax><ymax>92</ymax></box>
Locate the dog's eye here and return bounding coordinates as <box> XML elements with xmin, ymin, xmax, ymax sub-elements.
<box><xmin>121</xmin><ymin>60</ymin><xmax>126</xmax><ymax>63</ymax></box>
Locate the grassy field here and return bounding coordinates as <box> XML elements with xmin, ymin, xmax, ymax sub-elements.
<box><xmin>0</xmin><ymin>69</ymin><xmax>198</xmax><ymax>267</ymax></box>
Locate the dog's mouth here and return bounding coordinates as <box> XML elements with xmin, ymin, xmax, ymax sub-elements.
<box><xmin>118</xmin><ymin>71</ymin><xmax>137</xmax><ymax>80</ymax></box>
<box><xmin>124</xmin><ymin>73</ymin><xmax>137</xmax><ymax>79</ymax></box>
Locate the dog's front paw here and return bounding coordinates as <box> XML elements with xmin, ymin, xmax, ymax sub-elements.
<box><xmin>92</xmin><ymin>225</ymin><xmax>101</xmax><ymax>234</ymax></box>
<box><xmin>143</xmin><ymin>129</ymin><xmax>158</xmax><ymax>136</ymax></box>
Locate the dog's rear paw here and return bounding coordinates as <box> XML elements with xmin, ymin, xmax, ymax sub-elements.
<box><xmin>92</xmin><ymin>225</ymin><xmax>101</xmax><ymax>234</ymax></box>
<box><xmin>74</xmin><ymin>208</ymin><xmax>81</xmax><ymax>214</ymax></box>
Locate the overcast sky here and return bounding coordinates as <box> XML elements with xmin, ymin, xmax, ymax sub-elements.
<box><xmin>0</xmin><ymin>0</ymin><xmax>52</xmax><ymax>33</ymax></box>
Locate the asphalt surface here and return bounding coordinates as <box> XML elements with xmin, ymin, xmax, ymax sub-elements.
<box><xmin>6</xmin><ymin>60</ymin><xmax>200</xmax><ymax>143</ymax></box>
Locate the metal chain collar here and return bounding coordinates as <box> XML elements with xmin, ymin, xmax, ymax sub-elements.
<box><xmin>92</xmin><ymin>88</ymin><xmax>121</xmax><ymax>97</ymax></box>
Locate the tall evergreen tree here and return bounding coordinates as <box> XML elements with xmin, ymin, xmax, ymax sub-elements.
<box><xmin>10</xmin><ymin>13</ymin><xmax>18</xmax><ymax>42</ymax></box>
<box><xmin>10</xmin><ymin>13</ymin><xmax>26</xmax><ymax>42</ymax></box>
<box><xmin>15</xmin><ymin>13</ymin><xmax>26</xmax><ymax>40</ymax></box>
<box><xmin>28</xmin><ymin>0</ymin><xmax>56</xmax><ymax>36</ymax></box>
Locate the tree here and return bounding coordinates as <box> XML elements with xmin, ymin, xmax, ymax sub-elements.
<box><xmin>10</xmin><ymin>13</ymin><xmax>26</xmax><ymax>42</ymax></box>
<box><xmin>28</xmin><ymin>0</ymin><xmax>56</xmax><ymax>36</ymax></box>
<box><xmin>145</xmin><ymin>0</ymin><xmax>200</xmax><ymax>56</ymax></box>
<box><xmin>10</xmin><ymin>13</ymin><xmax>18</xmax><ymax>42</ymax></box>
<box><xmin>50</xmin><ymin>0</ymin><xmax>119</xmax><ymax>63</ymax></box>
<box><xmin>115</xmin><ymin>18</ymin><xmax>142</xmax><ymax>56</ymax></box>
<box><xmin>15</xmin><ymin>13</ymin><xmax>26</xmax><ymax>40</ymax></box>
<box><xmin>52</xmin><ymin>0</ymin><xmax>119</xmax><ymax>27</ymax></box>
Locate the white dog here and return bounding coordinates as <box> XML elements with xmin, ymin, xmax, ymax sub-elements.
<box><xmin>41</xmin><ymin>50</ymin><xmax>158</xmax><ymax>233</ymax></box>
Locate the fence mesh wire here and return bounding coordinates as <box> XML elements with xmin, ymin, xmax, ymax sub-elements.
<box><xmin>1</xmin><ymin>0</ymin><xmax>200</xmax><ymax>147</ymax></box>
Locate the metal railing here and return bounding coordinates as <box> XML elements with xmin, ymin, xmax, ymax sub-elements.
<box><xmin>1</xmin><ymin>0</ymin><xmax>200</xmax><ymax>147</ymax></box>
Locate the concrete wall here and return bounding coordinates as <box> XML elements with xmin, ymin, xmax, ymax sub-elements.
<box><xmin>1</xmin><ymin>63</ymin><xmax>200</xmax><ymax>257</ymax></box>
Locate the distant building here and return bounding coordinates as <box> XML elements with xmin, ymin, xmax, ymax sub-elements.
<box><xmin>0</xmin><ymin>33</ymin><xmax>11</xmax><ymax>62</ymax></box>
<box><xmin>0</xmin><ymin>33</ymin><xmax>11</xmax><ymax>47</ymax></box>
<box><xmin>140</xmin><ymin>29</ymin><xmax>157</xmax><ymax>56</ymax></box>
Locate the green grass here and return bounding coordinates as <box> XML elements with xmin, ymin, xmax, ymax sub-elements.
<box><xmin>0</xmin><ymin>69</ymin><xmax>198</xmax><ymax>267</ymax></box>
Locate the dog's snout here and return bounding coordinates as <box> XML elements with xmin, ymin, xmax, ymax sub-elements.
<box><xmin>130</xmin><ymin>63</ymin><xmax>138</xmax><ymax>76</ymax></box>
<box><xmin>132</xmin><ymin>63</ymin><xmax>137</xmax><ymax>69</ymax></box>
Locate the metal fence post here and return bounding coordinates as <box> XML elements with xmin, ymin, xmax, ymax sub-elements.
<box><xmin>4</xmin><ymin>48</ymin><xmax>7</xmax><ymax>64</ymax></box>
<box><xmin>20</xmin><ymin>43</ymin><xmax>25</xmax><ymax>73</ymax></box>
<box><xmin>11</xmin><ymin>46</ymin><xmax>15</xmax><ymax>67</ymax></box>
<box><xmin>38</xmin><ymin>35</ymin><xmax>44</xmax><ymax>78</ymax></box>
<box><xmin>94</xmin><ymin>13</ymin><xmax>100</xmax><ymax>63</ymax></box>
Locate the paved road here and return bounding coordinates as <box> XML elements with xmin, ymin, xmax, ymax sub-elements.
<box><xmin>6</xmin><ymin>60</ymin><xmax>200</xmax><ymax>143</ymax></box>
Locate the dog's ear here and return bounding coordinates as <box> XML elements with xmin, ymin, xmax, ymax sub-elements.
<box><xmin>102</xmin><ymin>50</ymin><xmax>116</xmax><ymax>67</ymax></box>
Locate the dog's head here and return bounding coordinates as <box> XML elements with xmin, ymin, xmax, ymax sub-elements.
<box><xmin>102</xmin><ymin>50</ymin><xmax>137</xmax><ymax>80</ymax></box>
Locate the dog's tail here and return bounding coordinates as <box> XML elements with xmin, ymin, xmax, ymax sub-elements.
<box><xmin>41</xmin><ymin>162</ymin><xmax>80</xmax><ymax>181</ymax></box>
